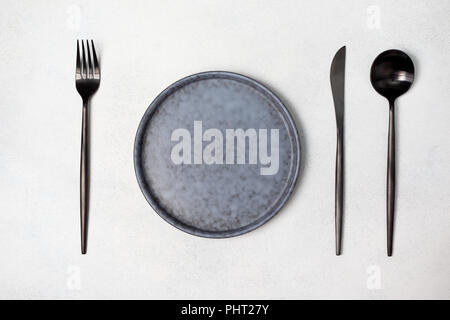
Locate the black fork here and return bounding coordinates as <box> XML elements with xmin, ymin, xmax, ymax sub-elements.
<box><xmin>75</xmin><ymin>40</ymin><xmax>100</xmax><ymax>254</ymax></box>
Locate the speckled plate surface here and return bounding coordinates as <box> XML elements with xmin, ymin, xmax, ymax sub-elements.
<box><xmin>134</xmin><ymin>71</ymin><xmax>301</xmax><ymax>238</ymax></box>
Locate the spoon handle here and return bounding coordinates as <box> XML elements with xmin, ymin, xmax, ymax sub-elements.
<box><xmin>335</xmin><ymin>128</ymin><xmax>343</xmax><ymax>255</ymax></box>
<box><xmin>387</xmin><ymin>101</ymin><xmax>395</xmax><ymax>256</ymax></box>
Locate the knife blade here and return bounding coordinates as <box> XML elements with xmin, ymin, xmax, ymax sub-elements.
<box><xmin>330</xmin><ymin>46</ymin><xmax>346</xmax><ymax>255</ymax></box>
<box><xmin>331</xmin><ymin>46</ymin><xmax>346</xmax><ymax>130</ymax></box>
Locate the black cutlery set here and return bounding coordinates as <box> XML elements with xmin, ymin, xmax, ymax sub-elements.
<box><xmin>330</xmin><ymin>46</ymin><xmax>415</xmax><ymax>256</ymax></box>
<box><xmin>75</xmin><ymin>40</ymin><xmax>415</xmax><ymax>256</ymax></box>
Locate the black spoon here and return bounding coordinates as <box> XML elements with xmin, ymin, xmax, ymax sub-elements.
<box><xmin>370</xmin><ymin>49</ymin><xmax>414</xmax><ymax>256</ymax></box>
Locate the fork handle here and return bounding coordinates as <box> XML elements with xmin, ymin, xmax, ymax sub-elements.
<box><xmin>80</xmin><ymin>100</ymin><xmax>89</xmax><ymax>254</ymax></box>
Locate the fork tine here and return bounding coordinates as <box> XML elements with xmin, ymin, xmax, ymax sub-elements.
<box><xmin>76</xmin><ymin>40</ymin><xmax>81</xmax><ymax>79</ymax></box>
<box><xmin>81</xmin><ymin>40</ymin><xmax>87</xmax><ymax>79</ymax></box>
<box><xmin>91</xmin><ymin>40</ymin><xmax>100</xmax><ymax>77</ymax></box>
<box><xmin>86</xmin><ymin>39</ymin><xmax>93</xmax><ymax>79</ymax></box>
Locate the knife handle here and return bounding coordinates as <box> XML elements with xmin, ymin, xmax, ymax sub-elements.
<box><xmin>387</xmin><ymin>101</ymin><xmax>395</xmax><ymax>256</ymax></box>
<box><xmin>335</xmin><ymin>129</ymin><xmax>344</xmax><ymax>255</ymax></box>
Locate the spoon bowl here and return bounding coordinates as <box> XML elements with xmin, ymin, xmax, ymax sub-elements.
<box><xmin>370</xmin><ymin>50</ymin><xmax>414</xmax><ymax>102</ymax></box>
<box><xmin>370</xmin><ymin>49</ymin><xmax>414</xmax><ymax>256</ymax></box>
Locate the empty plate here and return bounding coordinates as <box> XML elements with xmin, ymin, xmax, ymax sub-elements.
<box><xmin>134</xmin><ymin>71</ymin><xmax>301</xmax><ymax>238</ymax></box>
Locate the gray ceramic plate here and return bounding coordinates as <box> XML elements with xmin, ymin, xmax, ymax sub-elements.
<box><xmin>134</xmin><ymin>71</ymin><xmax>301</xmax><ymax>238</ymax></box>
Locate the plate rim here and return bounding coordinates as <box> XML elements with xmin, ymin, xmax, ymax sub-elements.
<box><xmin>134</xmin><ymin>71</ymin><xmax>301</xmax><ymax>238</ymax></box>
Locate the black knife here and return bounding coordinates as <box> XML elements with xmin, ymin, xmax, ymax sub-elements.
<box><xmin>330</xmin><ymin>46</ymin><xmax>346</xmax><ymax>255</ymax></box>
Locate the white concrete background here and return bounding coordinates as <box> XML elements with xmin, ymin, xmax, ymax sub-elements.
<box><xmin>0</xmin><ymin>0</ymin><xmax>449</xmax><ymax>299</ymax></box>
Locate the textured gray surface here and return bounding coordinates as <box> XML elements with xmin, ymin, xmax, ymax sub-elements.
<box><xmin>135</xmin><ymin>72</ymin><xmax>300</xmax><ymax>237</ymax></box>
<box><xmin>1</xmin><ymin>0</ymin><xmax>450</xmax><ymax>300</ymax></box>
